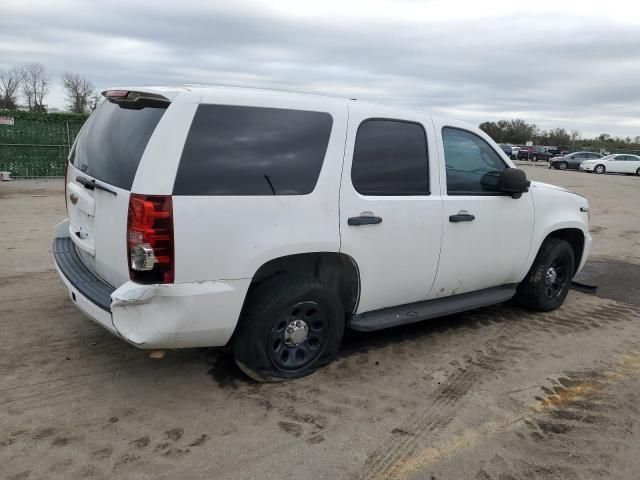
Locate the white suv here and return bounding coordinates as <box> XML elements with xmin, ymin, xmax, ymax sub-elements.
<box><xmin>54</xmin><ymin>86</ymin><xmax>591</xmax><ymax>382</ymax></box>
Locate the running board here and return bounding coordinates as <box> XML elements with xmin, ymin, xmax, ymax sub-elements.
<box><xmin>349</xmin><ymin>284</ymin><xmax>517</xmax><ymax>332</ymax></box>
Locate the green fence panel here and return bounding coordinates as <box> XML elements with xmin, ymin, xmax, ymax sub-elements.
<box><xmin>0</xmin><ymin>109</ymin><xmax>89</xmax><ymax>177</ymax></box>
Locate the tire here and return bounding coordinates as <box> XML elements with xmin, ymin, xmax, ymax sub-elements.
<box><xmin>514</xmin><ymin>238</ymin><xmax>575</xmax><ymax>312</ymax></box>
<box><xmin>532</xmin><ymin>155</ymin><xmax>538</xmax><ymax>161</ymax></box>
<box><xmin>636</xmin><ymin>167</ymin><xmax>640</xmax><ymax>176</ymax></box>
<box><xmin>233</xmin><ymin>275</ymin><xmax>345</xmax><ymax>382</ymax></box>
<box><xmin>557</xmin><ymin>161</ymin><xmax>567</xmax><ymax>170</ymax></box>
<box><xmin>594</xmin><ymin>164</ymin><xmax>605</xmax><ymax>174</ymax></box>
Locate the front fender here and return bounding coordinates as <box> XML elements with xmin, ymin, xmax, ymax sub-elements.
<box><xmin>518</xmin><ymin>186</ymin><xmax>590</xmax><ymax>281</ymax></box>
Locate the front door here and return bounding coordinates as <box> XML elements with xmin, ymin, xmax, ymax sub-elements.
<box><xmin>429</xmin><ymin>119</ymin><xmax>534</xmax><ymax>298</ymax></box>
<box><xmin>339</xmin><ymin>105</ymin><xmax>443</xmax><ymax>313</ymax></box>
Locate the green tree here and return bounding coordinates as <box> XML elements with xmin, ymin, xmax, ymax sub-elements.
<box><xmin>546</xmin><ymin>128</ymin><xmax>571</xmax><ymax>146</ymax></box>
<box><xmin>479</xmin><ymin>121</ymin><xmax>503</xmax><ymax>142</ymax></box>
<box><xmin>504</xmin><ymin>119</ymin><xmax>537</xmax><ymax>144</ymax></box>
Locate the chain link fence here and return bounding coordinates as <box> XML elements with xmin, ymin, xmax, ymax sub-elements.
<box><xmin>0</xmin><ymin>110</ymin><xmax>88</xmax><ymax>177</ymax></box>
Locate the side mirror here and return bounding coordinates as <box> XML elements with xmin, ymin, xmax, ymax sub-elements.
<box><xmin>498</xmin><ymin>168</ymin><xmax>530</xmax><ymax>199</ymax></box>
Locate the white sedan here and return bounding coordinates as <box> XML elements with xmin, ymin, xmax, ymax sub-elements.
<box><xmin>580</xmin><ymin>154</ymin><xmax>640</xmax><ymax>175</ymax></box>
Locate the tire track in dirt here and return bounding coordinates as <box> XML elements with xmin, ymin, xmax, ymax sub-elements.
<box><xmin>358</xmin><ymin>296</ymin><xmax>640</xmax><ymax>479</ymax></box>
<box><xmin>360</xmin><ymin>319</ymin><xmax>519</xmax><ymax>479</ymax></box>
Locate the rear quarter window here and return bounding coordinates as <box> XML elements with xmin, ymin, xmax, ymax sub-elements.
<box><xmin>71</xmin><ymin>100</ymin><xmax>167</xmax><ymax>190</ymax></box>
<box><xmin>173</xmin><ymin>105</ymin><xmax>333</xmax><ymax>195</ymax></box>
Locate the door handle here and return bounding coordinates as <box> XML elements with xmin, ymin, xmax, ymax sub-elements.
<box><xmin>348</xmin><ymin>216</ymin><xmax>383</xmax><ymax>226</ymax></box>
<box><xmin>449</xmin><ymin>212</ymin><xmax>475</xmax><ymax>222</ymax></box>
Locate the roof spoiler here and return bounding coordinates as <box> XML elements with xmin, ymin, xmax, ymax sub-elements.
<box><xmin>101</xmin><ymin>90</ymin><xmax>170</xmax><ymax>109</ymax></box>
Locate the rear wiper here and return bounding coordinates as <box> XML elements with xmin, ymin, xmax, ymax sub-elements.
<box><xmin>76</xmin><ymin>175</ymin><xmax>117</xmax><ymax>196</ymax></box>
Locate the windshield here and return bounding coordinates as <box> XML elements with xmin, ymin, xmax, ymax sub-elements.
<box><xmin>70</xmin><ymin>100</ymin><xmax>167</xmax><ymax>190</ymax></box>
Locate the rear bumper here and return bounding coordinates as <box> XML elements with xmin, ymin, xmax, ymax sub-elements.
<box><xmin>53</xmin><ymin>235</ymin><xmax>250</xmax><ymax>349</ymax></box>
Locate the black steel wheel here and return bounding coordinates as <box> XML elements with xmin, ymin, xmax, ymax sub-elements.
<box><xmin>543</xmin><ymin>257</ymin><xmax>569</xmax><ymax>300</ymax></box>
<box><xmin>514</xmin><ymin>238</ymin><xmax>575</xmax><ymax>312</ymax></box>
<box><xmin>267</xmin><ymin>301</ymin><xmax>331</xmax><ymax>372</ymax></box>
<box><xmin>233</xmin><ymin>275</ymin><xmax>344</xmax><ymax>382</ymax></box>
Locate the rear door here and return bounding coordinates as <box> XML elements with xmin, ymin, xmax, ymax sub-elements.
<box><xmin>66</xmin><ymin>96</ymin><xmax>169</xmax><ymax>287</ymax></box>
<box><xmin>339</xmin><ymin>105</ymin><xmax>443</xmax><ymax>313</ymax></box>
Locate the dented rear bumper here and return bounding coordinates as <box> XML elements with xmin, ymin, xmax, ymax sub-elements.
<box><xmin>53</xmin><ymin>235</ymin><xmax>250</xmax><ymax>349</ymax></box>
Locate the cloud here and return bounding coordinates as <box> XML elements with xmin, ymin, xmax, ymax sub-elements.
<box><xmin>1</xmin><ymin>0</ymin><xmax>640</xmax><ymax>137</ymax></box>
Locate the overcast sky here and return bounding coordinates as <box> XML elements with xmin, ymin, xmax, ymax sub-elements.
<box><xmin>2</xmin><ymin>0</ymin><xmax>640</xmax><ymax>138</ymax></box>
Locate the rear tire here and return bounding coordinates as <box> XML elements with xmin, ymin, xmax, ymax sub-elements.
<box><xmin>532</xmin><ymin>155</ymin><xmax>538</xmax><ymax>161</ymax></box>
<box><xmin>594</xmin><ymin>164</ymin><xmax>605</xmax><ymax>174</ymax></box>
<box><xmin>514</xmin><ymin>238</ymin><xmax>575</xmax><ymax>312</ymax></box>
<box><xmin>233</xmin><ymin>275</ymin><xmax>345</xmax><ymax>382</ymax></box>
<box><xmin>636</xmin><ymin>167</ymin><xmax>640</xmax><ymax>176</ymax></box>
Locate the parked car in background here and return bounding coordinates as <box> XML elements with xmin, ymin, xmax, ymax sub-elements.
<box><xmin>510</xmin><ymin>146</ymin><xmax>523</xmax><ymax>159</ymax></box>
<box><xmin>52</xmin><ymin>85</ymin><xmax>591</xmax><ymax>382</ymax></box>
<box><xmin>580</xmin><ymin>154</ymin><xmax>640</xmax><ymax>175</ymax></box>
<box><xmin>547</xmin><ymin>146</ymin><xmax>569</xmax><ymax>157</ymax></box>
<box><xmin>550</xmin><ymin>152</ymin><xmax>602</xmax><ymax>170</ymax></box>
<box><xmin>517</xmin><ymin>146</ymin><xmax>553</xmax><ymax>161</ymax></box>
<box><xmin>499</xmin><ymin>144</ymin><xmax>513</xmax><ymax>157</ymax></box>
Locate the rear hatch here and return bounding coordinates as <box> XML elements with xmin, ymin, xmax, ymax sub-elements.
<box><xmin>66</xmin><ymin>91</ymin><xmax>168</xmax><ymax>287</ymax></box>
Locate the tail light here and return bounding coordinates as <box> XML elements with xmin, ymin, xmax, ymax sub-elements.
<box><xmin>127</xmin><ymin>194</ymin><xmax>174</xmax><ymax>283</ymax></box>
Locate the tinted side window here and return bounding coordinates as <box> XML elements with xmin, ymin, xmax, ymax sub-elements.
<box><xmin>71</xmin><ymin>101</ymin><xmax>167</xmax><ymax>190</ymax></box>
<box><xmin>587</xmin><ymin>153</ymin><xmax>600</xmax><ymax>159</ymax></box>
<box><xmin>351</xmin><ymin>119</ymin><xmax>429</xmax><ymax>195</ymax></box>
<box><xmin>442</xmin><ymin>127</ymin><xmax>506</xmax><ymax>195</ymax></box>
<box><xmin>174</xmin><ymin>105</ymin><xmax>333</xmax><ymax>195</ymax></box>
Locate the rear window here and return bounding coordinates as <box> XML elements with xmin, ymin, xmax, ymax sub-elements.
<box><xmin>70</xmin><ymin>100</ymin><xmax>167</xmax><ymax>190</ymax></box>
<box><xmin>351</xmin><ymin>119</ymin><xmax>429</xmax><ymax>196</ymax></box>
<box><xmin>173</xmin><ymin>104</ymin><xmax>333</xmax><ymax>196</ymax></box>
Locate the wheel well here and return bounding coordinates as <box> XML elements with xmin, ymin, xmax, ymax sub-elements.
<box><xmin>249</xmin><ymin>253</ymin><xmax>360</xmax><ymax>315</ymax></box>
<box><xmin>546</xmin><ymin>228</ymin><xmax>585</xmax><ymax>274</ymax></box>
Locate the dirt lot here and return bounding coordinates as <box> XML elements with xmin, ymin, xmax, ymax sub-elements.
<box><xmin>1</xmin><ymin>169</ymin><xmax>640</xmax><ymax>480</ymax></box>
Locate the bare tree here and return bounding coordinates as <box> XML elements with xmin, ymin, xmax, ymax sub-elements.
<box><xmin>0</xmin><ymin>67</ymin><xmax>21</xmax><ymax>109</ymax></box>
<box><xmin>570</xmin><ymin>129</ymin><xmax>581</xmax><ymax>146</ymax></box>
<box><xmin>61</xmin><ymin>72</ymin><xmax>97</xmax><ymax>114</ymax></box>
<box><xmin>20</xmin><ymin>62</ymin><xmax>49</xmax><ymax>112</ymax></box>
<box><xmin>89</xmin><ymin>91</ymin><xmax>102</xmax><ymax>112</ymax></box>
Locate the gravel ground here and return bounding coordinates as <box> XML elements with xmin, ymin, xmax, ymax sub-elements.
<box><xmin>1</xmin><ymin>169</ymin><xmax>639</xmax><ymax>480</ymax></box>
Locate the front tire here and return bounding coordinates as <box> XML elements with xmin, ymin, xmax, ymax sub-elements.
<box><xmin>514</xmin><ymin>238</ymin><xmax>575</xmax><ymax>312</ymax></box>
<box><xmin>557</xmin><ymin>162</ymin><xmax>568</xmax><ymax>170</ymax></box>
<box><xmin>636</xmin><ymin>167</ymin><xmax>640</xmax><ymax>176</ymax></box>
<box><xmin>594</xmin><ymin>164</ymin><xmax>605</xmax><ymax>174</ymax></box>
<box><xmin>532</xmin><ymin>155</ymin><xmax>538</xmax><ymax>161</ymax></box>
<box><xmin>233</xmin><ymin>275</ymin><xmax>345</xmax><ymax>382</ymax></box>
